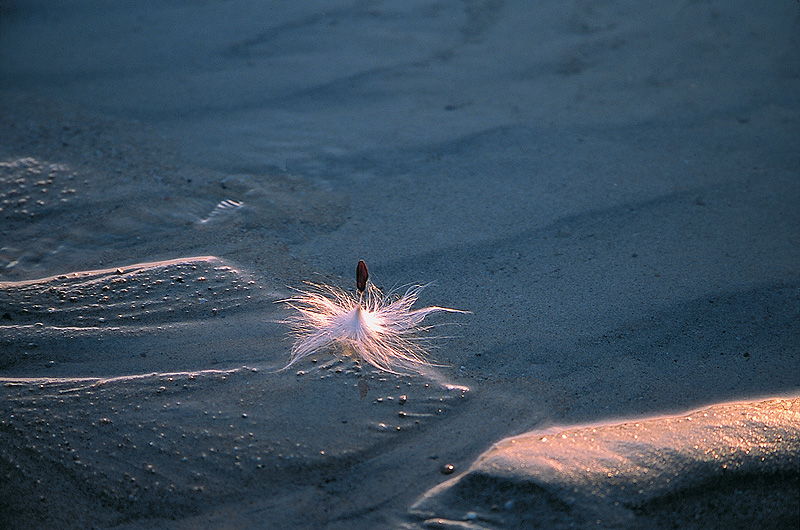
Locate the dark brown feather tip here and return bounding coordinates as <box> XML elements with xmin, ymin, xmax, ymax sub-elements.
<box><xmin>356</xmin><ymin>260</ymin><xmax>369</xmax><ymax>293</ymax></box>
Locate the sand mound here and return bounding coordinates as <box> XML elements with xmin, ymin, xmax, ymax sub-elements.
<box><xmin>409</xmin><ymin>397</ymin><xmax>800</xmax><ymax>530</ymax></box>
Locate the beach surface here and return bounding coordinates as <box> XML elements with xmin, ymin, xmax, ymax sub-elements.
<box><xmin>1</xmin><ymin>1</ymin><xmax>798</xmax><ymax>529</ymax></box>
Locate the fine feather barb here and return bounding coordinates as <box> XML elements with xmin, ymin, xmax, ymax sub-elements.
<box><xmin>280</xmin><ymin>263</ymin><xmax>466</xmax><ymax>375</ymax></box>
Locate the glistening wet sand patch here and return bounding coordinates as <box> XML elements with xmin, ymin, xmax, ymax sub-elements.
<box><xmin>0</xmin><ymin>362</ymin><xmax>468</xmax><ymax>528</ymax></box>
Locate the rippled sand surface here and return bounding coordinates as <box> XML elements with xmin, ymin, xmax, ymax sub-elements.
<box><xmin>1</xmin><ymin>1</ymin><xmax>799</xmax><ymax>528</ymax></box>
<box><xmin>2</xmin><ymin>356</ymin><xmax>467</xmax><ymax>528</ymax></box>
<box><xmin>0</xmin><ymin>257</ymin><xmax>469</xmax><ymax>528</ymax></box>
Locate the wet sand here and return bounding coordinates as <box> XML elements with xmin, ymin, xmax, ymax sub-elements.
<box><xmin>1</xmin><ymin>2</ymin><xmax>799</xmax><ymax>529</ymax></box>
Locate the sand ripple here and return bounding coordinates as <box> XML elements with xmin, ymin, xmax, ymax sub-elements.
<box><xmin>0</xmin><ymin>257</ymin><xmax>469</xmax><ymax>528</ymax></box>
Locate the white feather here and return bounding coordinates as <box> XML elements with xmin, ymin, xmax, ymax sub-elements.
<box><xmin>281</xmin><ymin>281</ymin><xmax>465</xmax><ymax>375</ymax></box>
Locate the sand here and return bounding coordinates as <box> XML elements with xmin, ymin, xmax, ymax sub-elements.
<box><xmin>409</xmin><ymin>397</ymin><xmax>800</xmax><ymax>529</ymax></box>
<box><xmin>1</xmin><ymin>1</ymin><xmax>798</xmax><ymax>529</ymax></box>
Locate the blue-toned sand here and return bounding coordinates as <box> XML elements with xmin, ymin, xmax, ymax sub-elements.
<box><xmin>1</xmin><ymin>2</ymin><xmax>798</xmax><ymax>528</ymax></box>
